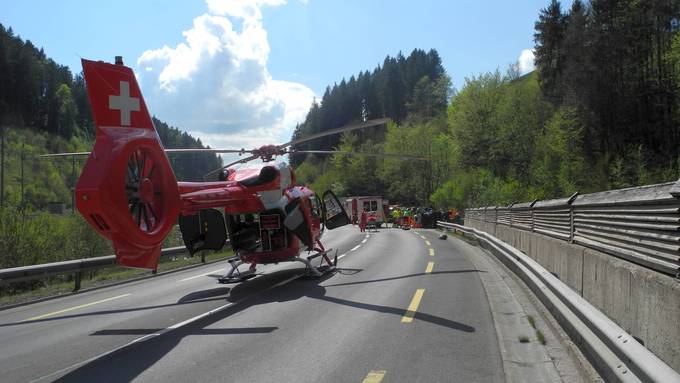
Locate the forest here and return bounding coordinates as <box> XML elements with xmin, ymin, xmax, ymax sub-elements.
<box><xmin>292</xmin><ymin>0</ymin><xmax>680</xmax><ymax>209</ymax></box>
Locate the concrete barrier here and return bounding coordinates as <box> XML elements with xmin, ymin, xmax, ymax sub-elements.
<box><xmin>466</xmin><ymin>218</ymin><xmax>680</xmax><ymax>373</ymax></box>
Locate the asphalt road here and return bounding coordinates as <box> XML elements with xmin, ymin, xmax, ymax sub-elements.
<box><xmin>0</xmin><ymin>225</ymin><xmax>581</xmax><ymax>382</ymax></box>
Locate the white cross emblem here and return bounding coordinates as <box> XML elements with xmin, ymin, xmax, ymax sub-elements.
<box><xmin>109</xmin><ymin>81</ymin><xmax>140</xmax><ymax>126</ymax></box>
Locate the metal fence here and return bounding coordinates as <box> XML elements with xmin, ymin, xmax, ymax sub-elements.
<box><xmin>0</xmin><ymin>245</ymin><xmax>222</xmax><ymax>292</ymax></box>
<box><xmin>465</xmin><ymin>180</ymin><xmax>680</xmax><ymax>277</ymax></box>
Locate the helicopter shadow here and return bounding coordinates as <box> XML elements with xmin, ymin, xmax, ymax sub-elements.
<box><xmin>54</xmin><ymin>267</ymin><xmax>475</xmax><ymax>382</ymax></box>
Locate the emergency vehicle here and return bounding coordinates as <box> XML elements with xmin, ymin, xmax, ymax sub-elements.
<box><xmin>344</xmin><ymin>196</ymin><xmax>389</xmax><ymax>227</ymax></box>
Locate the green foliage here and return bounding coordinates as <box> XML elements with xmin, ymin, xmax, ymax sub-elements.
<box><xmin>0</xmin><ymin>207</ymin><xmax>112</xmax><ymax>269</ymax></box>
<box><xmin>290</xmin><ymin>48</ymin><xmax>448</xmax><ymax>166</ymax></box>
<box><xmin>534</xmin><ymin>0</ymin><xmax>680</xmax><ymax>167</ymax></box>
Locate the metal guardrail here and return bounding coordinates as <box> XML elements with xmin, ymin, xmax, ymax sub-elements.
<box><xmin>438</xmin><ymin>221</ymin><xmax>680</xmax><ymax>383</ymax></box>
<box><xmin>0</xmin><ymin>246</ymin><xmax>190</xmax><ymax>291</ymax></box>
<box><xmin>465</xmin><ymin>180</ymin><xmax>680</xmax><ymax>277</ymax></box>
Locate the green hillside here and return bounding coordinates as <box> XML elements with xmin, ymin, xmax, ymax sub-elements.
<box><xmin>293</xmin><ymin>1</ymin><xmax>680</xmax><ymax>209</ymax></box>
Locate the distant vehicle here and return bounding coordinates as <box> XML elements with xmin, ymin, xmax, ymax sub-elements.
<box><xmin>345</xmin><ymin>196</ymin><xmax>389</xmax><ymax>227</ymax></box>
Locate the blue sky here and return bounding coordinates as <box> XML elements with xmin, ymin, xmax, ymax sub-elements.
<box><xmin>1</xmin><ymin>0</ymin><xmax>548</xmax><ymax>150</ymax></box>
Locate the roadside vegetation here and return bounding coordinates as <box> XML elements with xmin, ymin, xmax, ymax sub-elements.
<box><xmin>0</xmin><ymin>248</ymin><xmax>232</xmax><ymax>307</ymax></box>
<box><xmin>292</xmin><ymin>0</ymin><xmax>680</xmax><ymax>209</ymax></box>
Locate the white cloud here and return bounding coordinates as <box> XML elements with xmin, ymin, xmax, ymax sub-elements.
<box><xmin>137</xmin><ymin>0</ymin><xmax>315</xmax><ymax>153</ymax></box>
<box><xmin>518</xmin><ymin>49</ymin><xmax>535</xmax><ymax>75</ymax></box>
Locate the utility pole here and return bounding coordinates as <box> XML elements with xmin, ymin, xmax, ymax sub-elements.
<box><xmin>72</xmin><ymin>154</ymin><xmax>76</xmax><ymax>214</ymax></box>
<box><xmin>20</xmin><ymin>143</ymin><xmax>25</xmax><ymax>210</ymax></box>
<box><xmin>0</xmin><ymin>125</ymin><xmax>5</xmax><ymax>209</ymax></box>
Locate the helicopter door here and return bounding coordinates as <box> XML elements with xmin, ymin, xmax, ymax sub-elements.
<box><xmin>322</xmin><ymin>190</ymin><xmax>351</xmax><ymax>229</ymax></box>
<box><xmin>284</xmin><ymin>197</ymin><xmax>313</xmax><ymax>249</ymax></box>
<box><xmin>178</xmin><ymin>209</ymin><xmax>227</xmax><ymax>255</ymax></box>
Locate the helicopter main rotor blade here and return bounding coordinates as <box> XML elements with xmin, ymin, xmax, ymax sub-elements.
<box><xmin>39</xmin><ymin>151</ymin><xmax>92</xmax><ymax>158</ymax></box>
<box><xmin>289</xmin><ymin>150</ymin><xmax>429</xmax><ymax>161</ymax></box>
<box><xmin>40</xmin><ymin>148</ymin><xmax>249</xmax><ymax>158</ymax></box>
<box><xmin>164</xmin><ymin>148</ymin><xmax>249</xmax><ymax>154</ymax></box>
<box><xmin>280</xmin><ymin>118</ymin><xmax>390</xmax><ymax>149</ymax></box>
<box><xmin>203</xmin><ymin>154</ymin><xmax>260</xmax><ymax>179</ymax></box>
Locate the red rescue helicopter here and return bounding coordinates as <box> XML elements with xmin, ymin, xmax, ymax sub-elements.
<box><xmin>48</xmin><ymin>57</ymin><xmax>426</xmax><ymax>284</ymax></box>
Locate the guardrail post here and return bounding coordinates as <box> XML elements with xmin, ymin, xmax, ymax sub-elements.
<box><xmin>73</xmin><ymin>271</ymin><xmax>82</xmax><ymax>292</ymax></box>
<box><xmin>567</xmin><ymin>192</ymin><xmax>578</xmax><ymax>243</ymax></box>
<box><xmin>569</xmin><ymin>205</ymin><xmax>574</xmax><ymax>243</ymax></box>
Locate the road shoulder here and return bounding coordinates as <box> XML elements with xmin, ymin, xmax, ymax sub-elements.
<box><xmin>445</xmin><ymin>233</ymin><xmax>601</xmax><ymax>383</ymax></box>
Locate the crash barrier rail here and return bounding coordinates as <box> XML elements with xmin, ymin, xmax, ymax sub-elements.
<box><xmin>465</xmin><ymin>180</ymin><xmax>680</xmax><ymax>277</ymax></box>
<box><xmin>0</xmin><ymin>245</ymin><xmax>223</xmax><ymax>292</ymax></box>
<box><xmin>438</xmin><ymin>221</ymin><xmax>680</xmax><ymax>383</ymax></box>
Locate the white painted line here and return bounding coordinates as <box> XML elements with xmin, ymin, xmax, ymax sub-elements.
<box><xmin>351</xmin><ymin>245</ymin><xmax>361</xmax><ymax>251</ymax></box>
<box><xmin>338</xmin><ymin>253</ymin><xmax>348</xmax><ymax>260</ymax></box>
<box><xmin>180</xmin><ymin>268</ymin><xmax>224</xmax><ymax>282</ymax></box>
<box><xmin>31</xmin><ymin>273</ymin><xmax>302</xmax><ymax>383</ymax></box>
<box><xmin>365</xmin><ymin>234</ymin><xmax>370</xmax><ymax>239</ymax></box>
<box><xmin>361</xmin><ymin>238</ymin><xmax>367</xmax><ymax>244</ymax></box>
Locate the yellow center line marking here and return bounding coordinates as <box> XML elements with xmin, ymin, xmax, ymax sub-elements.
<box><xmin>425</xmin><ymin>261</ymin><xmax>434</xmax><ymax>274</ymax></box>
<box><xmin>429</xmin><ymin>248</ymin><xmax>435</xmax><ymax>256</ymax></box>
<box><xmin>401</xmin><ymin>288</ymin><xmax>425</xmax><ymax>323</ymax></box>
<box><xmin>425</xmin><ymin>240</ymin><xmax>431</xmax><ymax>246</ymax></box>
<box><xmin>362</xmin><ymin>370</ymin><xmax>386</xmax><ymax>383</ymax></box>
<box><xmin>25</xmin><ymin>293</ymin><xmax>132</xmax><ymax>321</ymax></box>
<box><xmin>180</xmin><ymin>268</ymin><xmax>224</xmax><ymax>282</ymax></box>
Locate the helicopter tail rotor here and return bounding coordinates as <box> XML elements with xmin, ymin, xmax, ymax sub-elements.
<box><xmin>76</xmin><ymin>58</ymin><xmax>181</xmax><ymax>269</ymax></box>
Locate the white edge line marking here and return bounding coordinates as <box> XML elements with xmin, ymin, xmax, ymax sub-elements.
<box><xmin>338</xmin><ymin>253</ymin><xmax>348</xmax><ymax>260</ymax></box>
<box><xmin>30</xmin><ymin>273</ymin><xmax>301</xmax><ymax>383</ymax></box>
<box><xmin>180</xmin><ymin>268</ymin><xmax>225</xmax><ymax>282</ymax></box>
<box><xmin>361</xmin><ymin>239</ymin><xmax>367</xmax><ymax>244</ymax></box>
<box><xmin>351</xmin><ymin>245</ymin><xmax>361</xmax><ymax>251</ymax></box>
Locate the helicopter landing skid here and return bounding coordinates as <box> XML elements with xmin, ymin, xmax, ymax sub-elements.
<box><xmin>299</xmin><ymin>249</ymin><xmax>338</xmax><ymax>279</ymax></box>
<box><xmin>217</xmin><ymin>260</ymin><xmax>257</xmax><ymax>284</ymax></box>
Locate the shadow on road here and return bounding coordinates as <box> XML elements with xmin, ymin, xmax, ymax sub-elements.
<box><xmin>323</xmin><ymin>269</ymin><xmax>483</xmax><ymax>287</ymax></box>
<box><xmin>42</xmin><ymin>266</ymin><xmax>475</xmax><ymax>382</ymax></box>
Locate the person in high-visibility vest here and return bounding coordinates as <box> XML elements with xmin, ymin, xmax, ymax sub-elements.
<box><xmin>391</xmin><ymin>208</ymin><xmax>401</xmax><ymax>228</ymax></box>
<box><xmin>403</xmin><ymin>208</ymin><xmax>413</xmax><ymax>227</ymax></box>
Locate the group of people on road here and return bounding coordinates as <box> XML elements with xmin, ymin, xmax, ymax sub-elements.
<box><xmin>390</xmin><ymin>207</ymin><xmax>415</xmax><ymax>228</ymax></box>
<box><xmin>388</xmin><ymin>206</ymin><xmax>461</xmax><ymax>229</ymax></box>
<box><xmin>355</xmin><ymin>206</ymin><xmax>462</xmax><ymax>232</ymax></box>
